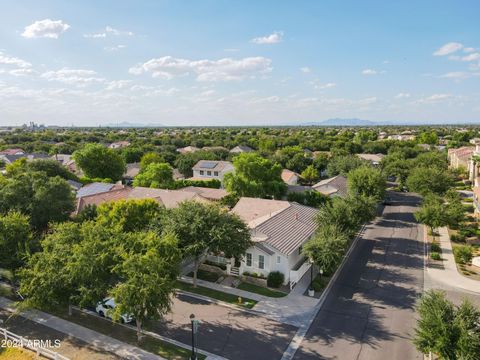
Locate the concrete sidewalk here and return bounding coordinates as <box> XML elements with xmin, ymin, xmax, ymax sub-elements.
<box><xmin>426</xmin><ymin>227</ymin><xmax>480</xmax><ymax>294</ymax></box>
<box><xmin>0</xmin><ymin>297</ymin><xmax>165</xmax><ymax>360</ymax></box>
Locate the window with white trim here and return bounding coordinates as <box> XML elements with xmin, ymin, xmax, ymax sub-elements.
<box><xmin>246</xmin><ymin>253</ymin><xmax>252</xmax><ymax>267</ymax></box>
<box><xmin>258</xmin><ymin>255</ymin><xmax>265</xmax><ymax>269</ymax></box>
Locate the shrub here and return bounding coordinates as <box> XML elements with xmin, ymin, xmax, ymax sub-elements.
<box><xmin>453</xmin><ymin>246</ymin><xmax>473</xmax><ymax>264</ymax></box>
<box><xmin>267</xmin><ymin>271</ymin><xmax>285</xmax><ymax>288</ymax></box>
<box><xmin>430</xmin><ymin>242</ymin><xmax>441</xmax><ymax>253</ymax></box>
<box><xmin>450</xmin><ymin>233</ymin><xmax>466</xmax><ymax>243</ymax></box>
<box><xmin>204</xmin><ymin>260</ymin><xmax>227</xmax><ymax>270</ymax></box>
<box><xmin>463</xmin><ymin>204</ymin><xmax>474</xmax><ymax>214</ymax></box>
<box><xmin>311</xmin><ymin>276</ymin><xmax>328</xmax><ymax>292</ymax></box>
<box><xmin>430</xmin><ymin>252</ymin><xmax>441</xmax><ymax>261</ymax></box>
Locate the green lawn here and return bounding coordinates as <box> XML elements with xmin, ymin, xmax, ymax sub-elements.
<box><xmin>176</xmin><ymin>281</ymin><xmax>257</xmax><ymax>309</ymax></box>
<box><xmin>236</xmin><ymin>282</ymin><xmax>287</xmax><ymax>298</ymax></box>
<box><xmin>56</xmin><ymin>307</ymin><xmax>201</xmax><ymax>360</ymax></box>
<box><xmin>187</xmin><ymin>269</ymin><xmax>221</xmax><ymax>283</ymax></box>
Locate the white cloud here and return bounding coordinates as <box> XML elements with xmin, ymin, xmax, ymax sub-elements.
<box><xmin>22</xmin><ymin>19</ymin><xmax>70</xmax><ymax>39</ymax></box>
<box><xmin>84</xmin><ymin>26</ymin><xmax>134</xmax><ymax>39</ymax></box>
<box><xmin>416</xmin><ymin>93</ymin><xmax>453</xmax><ymax>104</ymax></box>
<box><xmin>395</xmin><ymin>93</ymin><xmax>411</xmax><ymax>99</ymax></box>
<box><xmin>440</xmin><ymin>71</ymin><xmax>469</xmax><ymax>79</ymax></box>
<box><xmin>9</xmin><ymin>68</ymin><xmax>34</xmax><ymax>76</ymax></box>
<box><xmin>0</xmin><ymin>52</ymin><xmax>32</xmax><ymax>68</ymax></box>
<box><xmin>104</xmin><ymin>45</ymin><xmax>127</xmax><ymax>52</ymax></box>
<box><xmin>41</xmin><ymin>68</ymin><xmax>105</xmax><ymax>86</ymax></box>
<box><xmin>300</xmin><ymin>67</ymin><xmax>311</xmax><ymax>73</ymax></box>
<box><xmin>251</xmin><ymin>31</ymin><xmax>283</xmax><ymax>44</ymax></box>
<box><xmin>461</xmin><ymin>53</ymin><xmax>480</xmax><ymax>62</ymax></box>
<box><xmin>129</xmin><ymin>56</ymin><xmax>272</xmax><ymax>82</ymax></box>
<box><xmin>310</xmin><ymin>80</ymin><xmax>336</xmax><ymax>90</ymax></box>
<box><xmin>105</xmin><ymin>80</ymin><xmax>131</xmax><ymax>90</ymax></box>
<box><xmin>362</xmin><ymin>69</ymin><xmax>377</xmax><ymax>75</ymax></box>
<box><xmin>464</xmin><ymin>47</ymin><xmax>476</xmax><ymax>53</ymax></box>
<box><xmin>251</xmin><ymin>96</ymin><xmax>281</xmax><ymax>104</ymax></box>
<box><xmin>433</xmin><ymin>42</ymin><xmax>463</xmax><ymax>56</ymax></box>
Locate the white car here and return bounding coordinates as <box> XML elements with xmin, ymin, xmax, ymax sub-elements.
<box><xmin>95</xmin><ymin>298</ymin><xmax>133</xmax><ymax>324</ymax></box>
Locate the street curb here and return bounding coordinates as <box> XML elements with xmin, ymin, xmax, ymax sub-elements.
<box><xmin>280</xmin><ymin>223</ymin><xmax>369</xmax><ymax>360</ymax></box>
<box><xmin>72</xmin><ymin>306</ymin><xmax>227</xmax><ymax>360</ymax></box>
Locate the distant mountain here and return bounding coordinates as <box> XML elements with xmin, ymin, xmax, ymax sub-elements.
<box><xmin>105</xmin><ymin>121</ymin><xmax>165</xmax><ymax>128</ymax></box>
<box><xmin>301</xmin><ymin>118</ymin><xmax>378</xmax><ymax>126</ymax></box>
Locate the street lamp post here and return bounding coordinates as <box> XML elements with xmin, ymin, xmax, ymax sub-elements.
<box><xmin>190</xmin><ymin>314</ymin><xmax>197</xmax><ymax>360</ymax></box>
<box><xmin>308</xmin><ymin>258</ymin><xmax>315</xmax><ymax>297</ymax></box>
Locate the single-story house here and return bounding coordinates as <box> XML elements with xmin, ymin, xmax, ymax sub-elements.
<box><xmin>312</xmin><ymin>175</ymin><xmax>348</xmax><ymax>198</ymax></box>
<box><xmin>108</xmin><ymin>141</ymin><xmax>130</xmax><ymax>149</ymax></box>
<box><xmin>230</xmin><ymin>145</ymin><xmax>254</xmax><ymax>154</ymax></box>
<box><xmin>230</xmin><ymin>197</ymin><xmax>318</xmax><ymax>286</ymax></box>
<box><xmin>177</xmin><ymin>146</ymin><xmax>200</xmax><ymax>154</ymax></box>
<box><xmin>281</xmin><ymin>169</ymin><xmax>300</xmax><ymax>185</ymax></box>
<box><xmin>357</xmin><ymin>153</ymin><xmax>385</xmax><ymax>166</ymax></box>
<box><xmin>51</xmin><ymin>154</ymin><xmax>78</xmax><ymax>173</ymax></box>
<box><xmin>124</xmin><ymin>163</ymin><xmax>141</xmax><ymax>179</ymax></box>
<box><xmin>192</xmin><ymin>160</ymin><xmax>234</xmax><ymax>182</ymax></box>
<box><xmin>0</xmin><ymin>153</ymin><xmax>49</xmax><ymax>165</ymax></box>
<box><xmin>179</xmin><ymin>186</ymin><xmax>228</xmax><ymax>201</ymax></box>
<box><xmin>0</xmin><ymin>148</ymin><xmax>25</xmax><ymax>155</ymax></box>
<box><xmin>75</xmin><ymin>185</ymin><xmax>208</xmax><ymax>214</ymax></box>
<box><xmin>76</xmin><ymin>182</ymin><xmax>119</xmax><ymax>199</ymax></box>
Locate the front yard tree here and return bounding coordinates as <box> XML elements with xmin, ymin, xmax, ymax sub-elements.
<box><xmin>406</xmin><ymin>167</ymin><xmax>453</xmax><ymax>196</ymax></box>
<box><xmin>0</xmin><ymin>172</ymin><xmax>75</xmax><ymax>230</ymax></box>
<box><xmin>73</xmin><ymin>143</ymin><xmax>126</xmax><ymax>181</ymax></box>
<box><xmin>163</xmin><ymin>201</ymin><xmax>252</xmax><ymax>287</ymax></box>
<box><xmin>133</xmin><ymin>163</ymin><xmax>174</xmax><ymax>188</ymax></box>
<box><xmin>303</xmin><ymin>223</ymin><xmax>348</xmax><ymax>275</ymax></box>
<box><xmin>111</xmin><ymin>231</ymin><xmax>181</xmax><ymax>342</ymax></box>
<box><xmin>414</xmin><ymin>194</ymin><xmax>447</xmax><ymax>240</ymax></box>
<box><xmin>224</xmin><ymin>152</ymin><xmax>286</xmax><ymax>199</ymax></box>
<box><xmin>347</xmin><ymin>166</ymin><xmax>386</xmax><ymax>201</ymax></box>
<box><xmin>0</xmin><ymin>211</ymin><xmax>31</xmax><ymax>269</ymax></box>
<box><xmin>454</xmin><ymin>300</ymin><xmax>480</xmax><ymax>359</ymax></box>
<box><xmin>301</xmin><ymin>165</ymin><xmax>319</xmax><ymax>185</ymax></box>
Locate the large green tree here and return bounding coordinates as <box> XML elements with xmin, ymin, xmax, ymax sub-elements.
<box><xmin>0</xmin><ymin>211</ymin><xmax>31</xmax><ymax>269</ymax></box>
<box><xmin>0</xmin><ymin>172</ymin><xmax>75</xmax><ymax>230</ymax></box>
<box><xmin>347</xmin><ymin>166</ymin><xmax>386</xmax><ymax>201</ymax></box>
<box><xmin>326</xmin><ymin>155</ymin><xmax>366</xmax><ymax>177</ymax></box>
<box><xmin>162</xmin><ymin>201</ymin><xmax>252</xmax><ymax>287</ymax></box>
<box><xmin>406</xmin><ymin>167</ymin><xmax>453</xmax><ymax>196</ymax></box>
<box><xmin>133</xmin><ymin>163</ymin><xmax>174</xmax><ymax>188</ymax></box>
<box><xmin>414</xmin><ymin>194</ymin><xmax>447</xmax><ymax>239</ymax></box>
<box><xmin>303</xmin><ymin>223</ymin><xmax>348</xmax><ymax>276</ymax></box>
<box><xmin>73</xmin><ymin>143</ymin><xmax>126</xmax><ymax>180</ymax></box>
<box><xmin>224</xmin><ymin>152</ymin><xmax>286</xmax><ymax>199</ymax></box>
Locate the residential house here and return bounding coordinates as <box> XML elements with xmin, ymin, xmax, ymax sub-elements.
<box><xmin>202</xmin><ymin>146</ymin><xmax>228</xmax><ymax>152</ymax></box>
<box><xmin>357</xmin><ymin>153</ymin><xmax>385</xmax><ymax>166</ymax></box>
<box><xmin>0</xmin><ymin>153</ymin><xmax>49</xmax><ymax>165</ymax></box>
<box><xmin>312</xmin><ymin>175</ymin><xmax>348</xmax><ymax>198</ymax></box>
<box><xmin>448</xmin><ymin>146</ymin><xmax>475</xmax><ymax>176</ymax></box>
<box><xmin>108</xmin><ymin>141</ymin><xmax>130</xmax><ymax>149</ymax></box>
<box><xmin>281</xmin><ymin>169</ymin><xmax>300</xmax><ymax>185</ymax></box>
<box><xmin>173</xmin><ymin>168</ymin><xmax>185</xmax><ymax>180</ymax></box>
<box><xmin>124</xmin><ymin>163</ymin><xmax>141</xmax><ymax>181</ymax></box>
<box><xmin>51</xmin><ymin>154</ymin><xmax>78</xmax><ymax>174</ymax></box>
<box><xmin>386</xmin><ymin>134</ymin><xmax>416</xmax><ymax>141</ymax></box>
<box><xmin>230</xmin><ymin>145</ymin><xmax>254</xmax><ymax>154</ymax></box>
<box><xmin>75</xmin><ymin>185</ymin><xmax>207</xmax><ymax>214</ymax></box>
<box><xmin>191</xmin><ymin>160</ymin><xmax>234</xmax><ymax>182</ymax></box>
<box><xmin>230</xmin><ymin>197</ymin><xmax>318</xmax><ymax>287</ymax></box>
<box><xmin>0</xmin><ymin>148</ymin><xmax>25</xmax><ymax>155</ymax></box>
<box><xmin>179</xmin><ymin>186</ymin><xmax>228</xmax><ymax>201</ymax></box>
<box><xmin>177</xmin><ymin>146</ymin><xmax>200</xmax><ymax>154</ymax></box>
<box><xmin>76</xmin><ymin>182</ymin><xmax>119</xmax><ymax>199</ymax></box>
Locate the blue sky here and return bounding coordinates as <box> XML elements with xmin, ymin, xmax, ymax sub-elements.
<box><xmin>1</xmin><ymin>0</ymin><xmax>479</xmax><ymax>126</ymax></box>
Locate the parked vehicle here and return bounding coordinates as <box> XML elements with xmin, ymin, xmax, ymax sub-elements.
<box><xmin>95</xmin><ymin>298</ymin><xmax>133</xmax><ymax>323</ymax></box>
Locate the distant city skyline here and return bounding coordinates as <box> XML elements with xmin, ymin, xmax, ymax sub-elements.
<box><xmin>1</xmin><ymin>1</ymin><xmax>479</xmax><ymax>126</ymax></box>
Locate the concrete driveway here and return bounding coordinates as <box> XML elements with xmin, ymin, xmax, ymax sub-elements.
<box><xmin>293</xmin><ymin>192</ymin><xmax>424</xmax><ymax>360</ymax></box>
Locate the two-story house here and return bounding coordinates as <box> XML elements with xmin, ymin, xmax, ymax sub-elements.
<box><xmin>191</xmin><ymin>160</ymin><xmax>234</xmax><ymax>182</ymax></box>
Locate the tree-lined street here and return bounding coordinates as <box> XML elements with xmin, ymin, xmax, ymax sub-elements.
<box><xmin>294</xmin><ymin>192</ymin><xmax>424</xmax><ymax>360</ymax></box>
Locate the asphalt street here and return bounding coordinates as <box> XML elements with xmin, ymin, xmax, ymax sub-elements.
<box><xmin>151</xmin><ymin>293</ymin><xmax>298</xmax><ymax>360</ymax></box>
<box><xmin>294</xmin><ymin>192</ymin><xmax>424</xmax><ymax>360</ymax></box>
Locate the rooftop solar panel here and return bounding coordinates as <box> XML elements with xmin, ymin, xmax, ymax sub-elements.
<box><xmin>201</xmin><ymin>161</ymin><xmax>218</xmax><ymax>169</ymax></box>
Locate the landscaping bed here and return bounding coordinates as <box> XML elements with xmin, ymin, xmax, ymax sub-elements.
<box><xmin>176</xmin><ymin>281</ymin><xmax>257</xmax><ymax>309</ymax></box>
<box><xmin>188</xmin><ymin>269</ymin><xmax>221</xmax><ymax>283</ymax></box>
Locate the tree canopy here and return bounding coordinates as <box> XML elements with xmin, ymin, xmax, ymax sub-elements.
<box><xmin>73</xmin><ymin>143</ymin><xmax>126</xmax><ymax>181</ymax></box>
<box><xmin>347</xmin><ymin>166</ymin><xmax>386</xmax><ymax>201</ymax></box>
<box><xmin>224</xmin><ymin>152</ymin><xmax>286</xmax><ymax>199</ymax></box>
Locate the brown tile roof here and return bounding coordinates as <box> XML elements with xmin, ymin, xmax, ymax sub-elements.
<box><xmin>281</xmin><ymin>169</ymin><xmax>299</xmax><ymax>184</ymax></box>
<box><xmin>312</xmin><ymin>175</ymin><xmax>348</xmax><ymax>197</ymax></box>
<box><xmin>180</xmin><ymin>186</ymin><xmax>228</xmax><ymax>200</ymax></box>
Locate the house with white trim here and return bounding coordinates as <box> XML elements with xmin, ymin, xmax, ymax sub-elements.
<box><xmin>229</xmin><ymin>197</ymin><xmax>318</xmax><ymax>287</ymax></box>
<box><xmin>191</xmin><ymin>160</ymin><xmax>234</xmax><ymax>182</ymax></box>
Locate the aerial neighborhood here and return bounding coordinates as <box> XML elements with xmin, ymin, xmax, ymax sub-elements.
<box><xmin>1</xmin><ymin>2</ymin><xmax>480</xmax><ymax>360</ymax></box>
